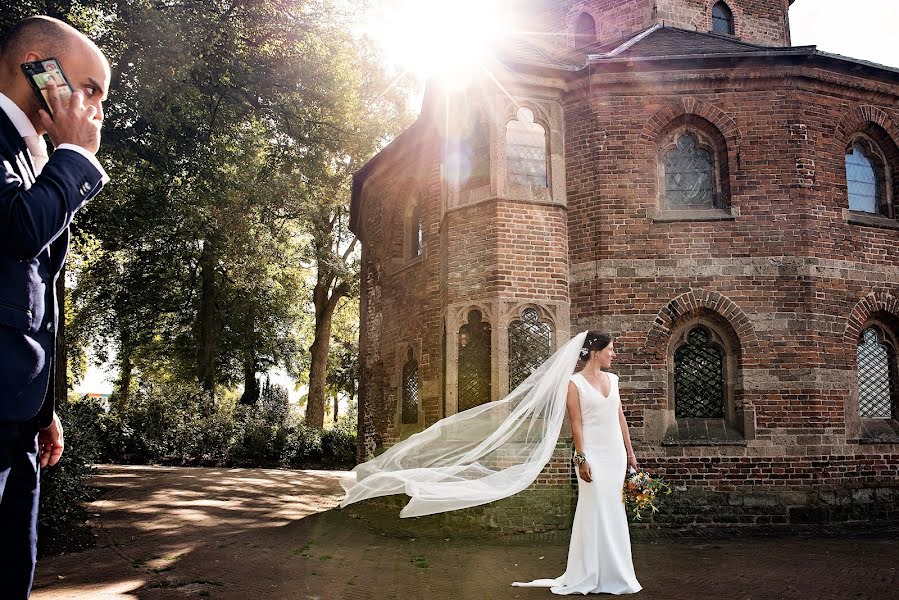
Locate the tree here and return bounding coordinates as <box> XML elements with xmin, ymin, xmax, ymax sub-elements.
<box><xmin>301</xmin><ymin>36</ymin><xmax>414</xmax><ymax>428</ymax></box>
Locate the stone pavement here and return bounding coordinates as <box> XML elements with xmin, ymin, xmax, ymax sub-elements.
<box><xmin>32</xmin><ymin>465</ymin><xmax>898</xmax><ymax>600</ymax></box>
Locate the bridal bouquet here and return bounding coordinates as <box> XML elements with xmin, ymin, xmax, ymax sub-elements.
<box><xmin>623</xmin><ymin>468</ymin><xmax>672</xmax><ymax>520</ymax></box>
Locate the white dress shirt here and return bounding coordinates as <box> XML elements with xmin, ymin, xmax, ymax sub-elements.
<box><xmin>0</xmin><ymin>91</ymin><xmax>109</xmax><ymax>184</ymax></box>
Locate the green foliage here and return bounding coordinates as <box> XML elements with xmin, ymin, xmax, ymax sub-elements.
<box><xmin>38</xmin><ymin>396</ymin><xmax>103</xmax><ymax>557</ymax></box>
<box><xmin>69</xmin><ymin>380</ymin><xmax>356</xmax><ymax>469</ymax></box>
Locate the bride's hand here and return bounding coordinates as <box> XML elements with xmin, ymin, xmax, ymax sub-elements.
<box><xmin>579</xmin><ymin>462</ymin><xmax>592</xmax><ymax>483</ymax></box>
<box><xmin>627</xmin><ymin>453</ymin><xmax>639</xmax><ymax>472</ymax></box>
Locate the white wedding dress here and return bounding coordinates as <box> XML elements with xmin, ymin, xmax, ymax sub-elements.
<box><xmin>514</xmin><ymin>371</ymin><xmax>642</xmax><ymax>595</ymax></box>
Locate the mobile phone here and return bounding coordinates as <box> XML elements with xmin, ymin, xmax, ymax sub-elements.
<box><xmin>20</xmin><ymin>58</ymin><xmax>74</xmax><ymax>116</ymax></box>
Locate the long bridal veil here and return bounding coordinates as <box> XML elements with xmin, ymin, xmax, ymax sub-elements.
<box><xmin>339</xmin><ymin>331</ymin><xmax>588</xmax><ymax>518</ymax></box>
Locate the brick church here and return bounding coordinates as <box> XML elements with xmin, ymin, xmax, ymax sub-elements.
<box><xmin>349</xmin><ymin>0</ymin><xmax>899</xmax><ymax>528</ymax></box>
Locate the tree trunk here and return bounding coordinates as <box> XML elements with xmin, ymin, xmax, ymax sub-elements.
<box><xmin>333</xmin><ymin>394</ymin><xmax>338</xmax><ymax>423</ymax></box>
<box><xmin>115</xmin><ymin>337</ymin><xmax>133</xmax><ymax>409</ymax></box>
<box><xmin>239</xmin><ymin>353</ymin><xmax>259</xmax><ymax>405</ymax></box>
<box><xmin>54</xmin><ymin>270</ymin><xmax>67</xmax><ymax>407</ymax></box>
<box><xmin>305</xmin><ymin>315</ymin><xmax>332</xmax><ymax>428</ymax></box>
<box><xmin>196</xmin><ymin>242</ymin><xmax>217</xmax><ymax>400</ymax></box>
<box><xmin>305</xmin><ymin>274</ymin><xmax>348</xmax><ymax>429</ymax></box>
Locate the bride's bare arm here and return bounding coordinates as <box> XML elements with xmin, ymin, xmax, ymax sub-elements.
<box><xmin>618</xmin><ymin>403</ymin><xmax>638</xmax><ymax>470</ymax></box>
<box><xmin>566</xmin><ymin>381</ymin><xmax>592</xmax><ymax>482</ymax></box>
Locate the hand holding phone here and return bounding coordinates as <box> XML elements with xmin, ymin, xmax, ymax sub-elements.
<box><xmin>21</xmin><ymin>57</ymin><xmax>102</xmax><ymax>154</ymax></box>
<box><xmin>21</xmin><ymin>58</ymin><xmax>74</xmax><ymax>116</ymax></box>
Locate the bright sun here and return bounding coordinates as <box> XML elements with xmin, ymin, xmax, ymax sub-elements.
<box><xmin>365</xmin><ymin>0</ymin><xmax>513</xmax><ymax>84</ymax></box>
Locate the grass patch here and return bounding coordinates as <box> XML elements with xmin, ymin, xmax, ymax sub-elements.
<box><xmin>411</xmin><ymin>555</ymin><xmax>429</xmax><ymax>569</ymax></box>
<box><xmin>295</xmin><ymin>539</ymin><xmax>319</xmax><ymax>557</ymax></box>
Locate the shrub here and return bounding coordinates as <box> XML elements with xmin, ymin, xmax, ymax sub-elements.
<box><xmin>38</xmin><ymin>396</ymin><xmax>103</xmax><ymax>556</ymax></box>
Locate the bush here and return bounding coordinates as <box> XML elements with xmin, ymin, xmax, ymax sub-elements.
<box><xmin>38</xmin><ymin>396</ymin><xmax>103</xmax><ymax>557</ymax></box>
<box><xmin>77</xmin><ymin>381</ymin><xmax>356</xmax><ymax>470</ymax></box>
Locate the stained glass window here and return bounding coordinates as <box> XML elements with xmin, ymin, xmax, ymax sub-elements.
<box><xmin>712</xmin><ymin>2</ymin><xmax>734</xmax><ymax>35</ymax></box>
<box><xmin>458</xmin><ymin>310</ymin><xmax>492</xmax><ymax>411</ymax></box>
<box><xmin>506</xmin><ymin>107</ymin><xmax>548</xmax><ymax>188</ymax></box>
<box><xmin>674</xmin><ymin>327</ymin><xmax>725</xmax><ymax>418</ymax></box>
<box><xmin>858</xmin><ymin>327</ymin><xmax>897</xmax><ymax>419</ymax></box>
<box><xmin>846</xmin><ymin>140</ymin><xmax>887</xmax><ymax>215</ymax></box>
<box><xmin>664</xmin><ymin>133</ymin><xmax>716</xmax><ymax>208</ymax></box>
<box><xmin>508</xmin><ymin>309</ymin><xmax>552</xmax><ymax>391</ymax></box>
<box><xmin>401</xmin><ymin>348</ymin><xmax>420</xmax><ymax>424</ymax></box>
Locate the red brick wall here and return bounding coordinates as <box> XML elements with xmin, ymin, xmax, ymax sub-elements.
<box><xmin>561</xmin><ymin>62</ymin><xmax>899</xmax><ymax>516</ymax></box>
<box><xmin>355</xmin><ymin>58</ymin><xmax>899</xmax><ymax>527</ymax></box>
<box><xmin>535</xmin><ymin>0</ymin><xmax>790</xmax><ymax>50</ymax></box>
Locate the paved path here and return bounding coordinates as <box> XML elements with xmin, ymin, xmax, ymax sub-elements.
<box><xmin>32</xmin><ymin>465</ymin><xmax>898</xmax><ymax>599</ymax></box>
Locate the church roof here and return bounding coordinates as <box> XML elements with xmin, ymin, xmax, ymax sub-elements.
<box><xmin>496</xmin><ymin>37</ymin><xmax>582</xmax><ymax>71</ymax></box>
<box><xmin>584</xmin><ymin>25</ymin><xmax>798</xmax><ymax>62</ymax></box>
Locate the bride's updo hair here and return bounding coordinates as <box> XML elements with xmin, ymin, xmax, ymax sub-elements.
<box><xmin>576</xmin><ymin>331</ymin><xmax>613</xmax><ymax>371</ymax></box>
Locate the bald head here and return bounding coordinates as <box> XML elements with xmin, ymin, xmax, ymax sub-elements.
<box><xmin>2</xmin><ymin>17</ymin><xmax>81</xmax><ymax>65</ymax></box>
<box><xmin>0</xmin><ymin>16</ymin><xmax>110</xmax><ymax>132</ymax></box>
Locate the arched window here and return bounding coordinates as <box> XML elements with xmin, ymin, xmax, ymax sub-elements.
<box><xmin>574</xmin><ymin>12</ymin><xmax>596</xmax><ymax>50</ymax></box>
<box><xmin>712</xmin><ymin>2</ymin><xmax>734</xmax><ymax>35</ymax></box>
<box><xmin>401</xmin><ymin>348</ymin><xmax>420</xmax><ymax>424</ymax></box>
<box><xmin>508</xmin><ymin>308</ymin><xmax>553</xmax><ymax>391</ymax></box>
<box><xmin>458</xmin><ymin>310</ymin><xmax>492</xmax><ymax>410</ymax></box>
<box><xmin>409</xmin><ymin>199</ymin><xmax>423</xmax><ymax>258</ymax></box>
<box><xmin>662</xmin><ymin>132</ymin><xmax>724</xmax><ymax>209</ymax></box>
<box><xmin>506</xmin><ymin>106</ymin><xmax>548</xmax><ymax>188</ymax></box>
<box><xmin>846</xmin><ymin>137</ymin><xmax>889</xmax><ymax>216</ymax></box>
<box><xmin>462</xmin><ymin>108</ymin><xmax>490</xmax><ymax>189</ymax></box>
<box><xmin>857</xmin><ymin>326</ymin><xmax>898</xmax><ymax>419</ymax></box>
<box><xmin>673</xmin><ymin>326</ymin><xmax>725</xmax><ymax>418</ymax></box>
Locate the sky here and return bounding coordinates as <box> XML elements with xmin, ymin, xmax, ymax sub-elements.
<box><xmin>789</xmin><ymin>0</ymin><xmax>899</xmax><ymax>69</ymax></box>
<box><xmin>74</xmin><ymin>0</ymin><xmax>899</xmax><ymax>399</ymax></box>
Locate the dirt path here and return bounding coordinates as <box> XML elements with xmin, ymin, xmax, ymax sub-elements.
<box><xmin>32</xmin><ymin>465</ymin><xmax>898</xmax><ymax>599</ymax></box>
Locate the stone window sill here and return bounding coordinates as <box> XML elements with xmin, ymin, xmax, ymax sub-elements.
<box><xmin>850</xmin><ymin>418</ymin><xmax>899</xmax><ymax>444</ymax></box>
<box><xmin>847</xmin><ymin>211</ymin><xmax>899</xmax><ymax>230</ymax></box>
<box><xmin>649</xmin><ymin>207</ymin><xmax>738</xmax><ymax>223</ymax></box>
<box><xmin>389</xmin><ymin>254</ymin><xmax>425</xmax><ymax>276</ymax></box>
<box><xmin>661</xmin><ymin>418</ymin><xmax>747</xmax><ymax>446</ymax></box>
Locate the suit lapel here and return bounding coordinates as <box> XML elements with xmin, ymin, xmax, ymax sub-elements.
<box><xmin>0</xmin><ymin>108</ymin><xmax>39</xmax><ymax>186</ymax></box>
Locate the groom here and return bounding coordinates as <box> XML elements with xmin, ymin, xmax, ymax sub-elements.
<box><xmin>0</xmin><ymin>16</ymin><xmax>109</xmax><ymax>597</ymax></box>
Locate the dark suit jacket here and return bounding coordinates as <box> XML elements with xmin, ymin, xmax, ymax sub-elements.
<box><xmin>0</xmin><ymin>108</ymin><xmax>105</xmax><ymax>427</ymax></box>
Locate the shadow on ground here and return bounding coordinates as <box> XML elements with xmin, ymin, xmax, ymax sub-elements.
<box><xmin>32</xmin><ymin>465</ymin><xmax>899</xmax><ymax>600</ymax></box>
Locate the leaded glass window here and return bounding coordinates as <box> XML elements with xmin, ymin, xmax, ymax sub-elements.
<box><xmin>846</xmin><ymin>140</ymin><xmax>888</xmax><ymax>215</ymax></box>
<box><xmin>506</xmin><ymin>107</ymin><xmax>548</xmax><ymax>188</ymax></box>
<box><xmin>575</xmin><ymin>12</ymin><xmax>596</xmax><ymax>50</ymax></box>
<box><xmin>463</xmin><ymin>109</ymin><xmax>490</xmax><ymax>188</ymax></box>
<box><xmin>508</xmin><ymin>308</ymin><xmax>553</xmax><ymax>391</ymax></box>
<box><xmin>674</xmin><ymin>327</ymin><xmax>725</xmax><ymax>418</ymax></box>
<box><xmin>858</xmin><ymin>327</ymin><xmax>897</xmax><ymax>419</ymax></box>
<box><xmin>410</xmin><ymin>200</ymin><xmax>423</xmax><ymax>258</ymax></box>
<box><xmin>664</xmin><ymin>133</ymin><xmax>717</xmax><ymax>208</ymax></box>
<box><xmin>458</xmin><ymin>310</ymin><xmax>492</xmax><ymax>411</ymax></box>
<box><xmin>712</xmin><ymin>2</ymin><xmax>734</xmax><ymax>35</ymax></box>
<box><xmin>401</xmin><ymin>348</ymin><xmax>420</xmax><ymax>424</ymax></box>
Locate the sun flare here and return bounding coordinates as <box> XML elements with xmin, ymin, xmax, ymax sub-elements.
<box><xmin>365</xmin><ymin>0</ymin><xmax>514</xmax><ymax>84</ymax></box>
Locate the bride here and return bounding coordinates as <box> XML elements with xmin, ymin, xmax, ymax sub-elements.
<box><xmin>339</xmin><ymin>330</ymin><xmax>642</xmax><ymax>595</ymax></box>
